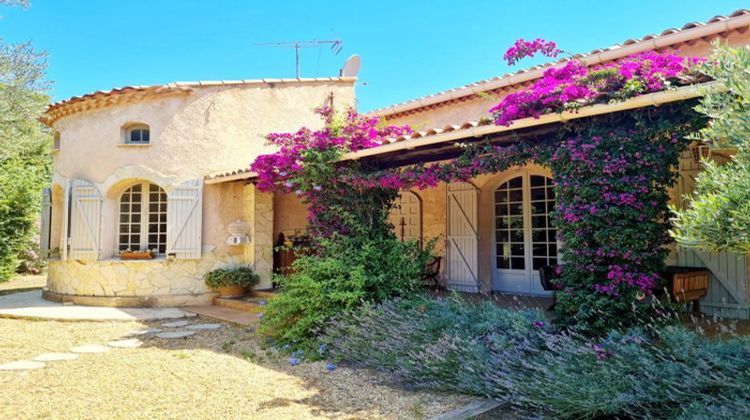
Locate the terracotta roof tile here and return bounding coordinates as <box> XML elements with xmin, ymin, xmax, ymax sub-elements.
<box><xmin>43</xmin><ymin>77</ymin><xmax>357</xmax><ymax>125</ymax></box>
<box><xmin>372</xmin><ymin>9</ymin><xmax>750</xmax><ymax>117</ymax></box>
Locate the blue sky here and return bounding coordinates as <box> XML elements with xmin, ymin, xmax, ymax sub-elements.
<box><xmin>2</xmin><ymin>1</ymin><xmax>747</xmax><ymax>111</ymax></box>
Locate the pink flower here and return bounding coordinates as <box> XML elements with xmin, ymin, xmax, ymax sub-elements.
<box><xmin>503</xmin><ymin>38</ymin><xmax>561</xmax><ymax>66</ymax></box>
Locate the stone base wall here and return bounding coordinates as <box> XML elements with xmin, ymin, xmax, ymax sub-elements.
<box><xmin>47</xmin><ymin>252</ymin><xmax>239</xmax><ymax>307</ymax></box>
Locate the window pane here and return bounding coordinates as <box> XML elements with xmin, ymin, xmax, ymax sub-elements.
<box><xmin>497</xmin><ymin>230</ymin><xmax>509</xmax><ymax>243</ymax></box>
<box><xmin>508</xmin><ymin>177</ymin><xmax>522</xmax><ymax>188</ymax></box>
<box><xmin>533</xmin><ymin>257</ymin><xmax>547</xmax><ymax>270</ymax></box>
<box><xmin>530</xmin><ymin>187</ymin><xmax>547</xmax><ymax>201</ymax></box>
<box><xmin>508</xmin><ymin>189</ymin><xmax>523</xmax><ymax>202</ymax></box>
<box><xmin>497</xmin><ymin>257</ymin><xmax>509</xmax><ymax>269</ymax></box>
<box><xmin>511</xmin><ymin>257</ymin><xmax>525</xmax><ymax>269</ymax></box>
<box><xmin>530</xmin><ymin>175</ymin><xmax>546</xmax><ymax>187</ymax></box>
<box><xmin>532</xmin><ymin>243</ymin><xmax>547</xmax><ymax>257</ymax></box>
<box><xmin>532</xmin><ymin>215</ymin><xmax>547</xmax><ymax>228</ymax></box>
<box><xmin>142</xmin><ymin>129</ymin><xmax>150</xmax><ymax>142</ymax></box>
<box><xmin>495</xmin><ymin>190</ymin><xmax>508</xmax><ymax>203</ymax></box>
<box><xmin>509</xmin><ymin>203</ymin><xmax>523</xmax><ymax>215</ymax></box>
<box><xmin>510</xmin><ymin>243</ymin><xmax>524</xmax><ymax>256</ymax></box>
<box><xmin>532</xmin><ymin>229</ymin><xmax>546</xmax><ymax>242</ymax></box>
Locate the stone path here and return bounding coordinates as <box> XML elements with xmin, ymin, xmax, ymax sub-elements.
<box><xmin>161</xmin><ymin>320</ymin><xmax>190</xmax><ymax>328</ymax></box>
<box><xmin>107</xmin><ymin>339</ymin><xmax>143</xmax><ymax>348</ymax></box>
<box><xmin>32</xmin><ymin>353</ymin><xmax>79</xmax><ymax>362</ymax></box>
<box><xmin>0</xmin><ymin>291</ymin><xmax>195</xmax><ymax>322</ymax></box>
<box><xmin>0</xmin><ymin>360</ymin><xmax>45</xmax><ymax>370</ymax></box>
<box><xmin>155</xmin><ymin>331</ymin><xmax>195</xmax><ymax>339</ymax></box>
<box><xmin>0</xmin><ymin>319</ymin><xmax>224</xmax><ymax>372</ymax></box>
<box><xmin>70</xmin><ymin>344</ymin><xmax>110</xmax><ymax>354</ymax></box>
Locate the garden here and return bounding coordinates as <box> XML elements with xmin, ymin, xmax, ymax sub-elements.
<box><xmin>251</xmin><ymin>41</ymin><xmax>750</xmax><ymax>418</ymax></box>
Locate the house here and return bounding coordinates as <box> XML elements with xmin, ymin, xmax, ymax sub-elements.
<box><xmin>40</xmin><ymin>78</ymin><xmax>356</xmax><ymax>306</ymax></box>
<box><xmin>42</xmin><ymin>10</ymin><xmax>750</xmax><ymax>319</ymax></box>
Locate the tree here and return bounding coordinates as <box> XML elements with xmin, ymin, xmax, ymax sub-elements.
<box><xmin>671</xmin><ymin>44</ymin><xmax>750</xmax><ymax>253</ymax></box>
<box><xmin>0</xmin><ymin>7</ymin><xmax>51</xmax><ymax>280</ymax></box>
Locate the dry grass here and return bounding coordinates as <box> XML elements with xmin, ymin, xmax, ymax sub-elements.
<box><xmin>0</xmin><ymin>316</ymin><xmax>470</xmax><ymax>419</ymax></box>
<box><xmin>0</xmin><ymin>274</ymin><xmax>46</xmax><ymax>294</ymax></box>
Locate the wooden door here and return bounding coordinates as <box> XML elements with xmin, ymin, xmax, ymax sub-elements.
<box><xmin>446</xmin><ymin>182</ymin><xmax>479</xmax><ymax>292</ymax></box>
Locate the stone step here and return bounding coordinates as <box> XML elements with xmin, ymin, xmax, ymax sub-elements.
<box><xmin>248</xmin><ymin>289</ymin><xmax>279</xmax><ymax>299</ymax></box>
<box><xmin>212</xmin><ymin>297</ymin><xmax>265</xmax><ymax>313</ymax></box>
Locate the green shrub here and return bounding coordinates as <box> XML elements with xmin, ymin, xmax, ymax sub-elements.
<box><xmin>258</xmin><ymin>235</ymin><xmax>433</xmax><ymax>353</ymax></box>
<box><xmin>323</xmin><ymin>297</ymin><xmax>750</xmax><ymax>419</ymax></box>
<box><xmin>0</xmin><ymin>42</ymin><xmax>51</xmax><ymax>282</ymax></box>
<box><xmin>203</xmin><ymin>266</ymin><xmax>260</xmax><ymax>289</ymax></box>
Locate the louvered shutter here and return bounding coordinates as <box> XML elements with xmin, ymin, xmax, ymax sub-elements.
<box><xmin>166</xmin><ymin>179</ymin><xmax>203</xmax><ymax>259</ymax></box>
<box><xmin>68</xmin><ymin>179</ymin><xmax>102</xmax><ymax>260</ymax></box>
<box><xmin>39</xmin><ymin>188</ymin><xmax>52</xmax><ymax>258</ymax></box>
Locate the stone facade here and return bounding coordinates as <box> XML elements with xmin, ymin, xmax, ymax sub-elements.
<box><xmin>243</xmin><ymin>184</ymin><xmax>274</xmax><ymax>289</ymax></box>
<box><xmin>46</xmin><ymin>249</ymin><xmax>240</xmax><ymax>306</ymax></box>
<box><xmin>43</xmin><ymin>79</ymin><xmax>355</xmax><ymax>306</ymax></box>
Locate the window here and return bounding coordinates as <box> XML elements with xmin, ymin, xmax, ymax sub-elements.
<box><xmin>118</xmin><ymin>182</ymin><xmax>167</xmax><ymax>254</ymax></box>
<box><xmin>53</xmin><ymin>131</ymin><xmax>61</xmax><ymax>150</ymax></box>
<box><xmin>123</xmin><ymin>123</ymin><xmax>150</xmax><ymax>145</ymax></box>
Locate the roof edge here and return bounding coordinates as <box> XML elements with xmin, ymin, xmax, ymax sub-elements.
<box><xmin>371</xmin><ymin>9</ymin><xmax>749</xmax><ymax>118</ymax></box>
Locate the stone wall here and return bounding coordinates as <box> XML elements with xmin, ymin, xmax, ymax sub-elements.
<box><xmin>243</xmin><ymin>184</ymin><xmax>274</xmax><ymax>289</ymax></box>
<box><xmin>46</xmin><ymin>250</ymin><xmax>240</xmax><ymax>306</ymax></box>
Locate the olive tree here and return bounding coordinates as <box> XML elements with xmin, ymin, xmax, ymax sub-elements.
<box><xmin>671</xmin><ymin>44</ymin><xmax>750</xmax><ymax>253</ymax></box>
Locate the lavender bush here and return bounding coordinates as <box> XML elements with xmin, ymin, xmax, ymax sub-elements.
<box><xmin>322</xmin><ymin>297</ymin><xmax>750</xmax><ymax>419</ymax></box>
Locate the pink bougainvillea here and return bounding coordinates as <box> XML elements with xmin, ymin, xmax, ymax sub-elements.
<box><xmin>503</xmin><ymin>38</ymin><xmax>562</xmax><ymax>65</ymax></box>
<box><xmin>490</xmin><ymin>51</ymin><xmax>703</xmax><ymax>126</ymax></box>
<box><xmin>249</xmin><ymin>39</ymin><xmax>708</xmax><ymax>331</ymax></box>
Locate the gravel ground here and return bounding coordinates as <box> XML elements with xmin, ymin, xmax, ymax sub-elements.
<box><xmin>0</xmin><ymin>316</ymin><xmax>471</xmax><ymax>419</ymax></box>
<box><xmin>0</xmin><ymin>274</ymin><xmax>46</xmax><ymax>294</ymax></box>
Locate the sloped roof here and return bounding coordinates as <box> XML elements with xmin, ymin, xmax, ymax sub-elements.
<box><xmin>42</xmin><ymin>77</ymin><xmax>357</xmax><ymax>126</ymax></box>
<box><xmin>205</xmin><ymin>82</ymin><xmax>717</xmax><ymax>183</ymax></box>
<box><xmin>372</xmin><ymin>9</ymin><xmax>750</xmax><ymax>118</ymax></box>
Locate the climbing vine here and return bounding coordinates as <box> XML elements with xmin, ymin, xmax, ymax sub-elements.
<box><xmin>251</xmin><ymin>43</ymin><xmax>707</xmax><ymax>332</ymax></box>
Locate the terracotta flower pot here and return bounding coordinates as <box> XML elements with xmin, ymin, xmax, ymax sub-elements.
<box><xmin>217</xmin><ymin>285</ymin><xmax>245</xmax><ymax>298</ymax></box>
<box><xmin>120</xmin><ymin>251</ymin><xmax>155</xmax><ymax>260</ymax></box>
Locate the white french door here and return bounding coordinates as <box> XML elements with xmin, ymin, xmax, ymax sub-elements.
<box><xmin>492</xmin><ymin>173</ymin><xmax>557</xmax><ymax>295</ymax></box>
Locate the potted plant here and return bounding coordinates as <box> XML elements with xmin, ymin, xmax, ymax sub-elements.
<box><xmin>120</xmin><ymin>248</ymin><xmax>156</xmax><ymax>260</ymax></box>
<box><xmin>204</xmin><ymin>266</ymin><xmax>260</xmax><ymax>298</ymax></box>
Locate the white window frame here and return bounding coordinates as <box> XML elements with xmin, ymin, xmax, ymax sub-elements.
<box><xmin>122</xmin><ymin>123</ymin><xmax>151</xmax><ymax>145</ymax></box>
<box><xmin>117</xmin><ymin>182</ymin><xmax>167</xmax><ymax>254</ymax></box>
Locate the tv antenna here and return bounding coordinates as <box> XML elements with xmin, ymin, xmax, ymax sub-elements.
<box><xmin>254</xmin><ymin>39</ymin><xmax>343</xmax><ymax>78</ymax></box>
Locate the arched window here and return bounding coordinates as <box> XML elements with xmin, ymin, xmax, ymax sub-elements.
<box><xmin>122</xmin><ymin>123</ymin><xmax>150</xmax><ymax>144</ymax></box>
<box><xmin>118</xmin><ymin>182</ymin><xmax>167</xmax><ymax>254</ymax></box>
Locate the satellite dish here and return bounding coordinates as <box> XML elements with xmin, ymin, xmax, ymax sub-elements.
<box><xmin>340</xmin><ymin>54</ymin><xmax>361</xmax><ymax>77</ymax></box>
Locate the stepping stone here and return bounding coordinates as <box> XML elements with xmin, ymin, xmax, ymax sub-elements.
<box><xmin>155</xmin><ymin>331</ymin><xmax>195</xmax><ymax>339</ymax></box>
<box><xmin>161</xmin><ymin>320</ymin><xmax>190</xmax><ymax>328</ymax></box>
<box><xmin>70</xmin><ymin>344</ymin><xmax>110</xmax><ymax>354</ymax></box>
<box><xmin>0</xmin><ymin>360</ymin><xmax>45</xmax><ymax>371</ymax></box>
<box><xmin>107</xmin><ymin>339</ymin><xmax>143</xmax><ymax>349</ymax></box>
<box><xmin>32</xmin><ymin>353</ymin><xmax>79</xmax><ymax>362</ymax></box>
<box><xmin>186</xmin><ymin>323</ymin><xmax>221</xmax><ymax>331</ymax></box>
<box><xmin>123</xmin><ymin>328</ymin><xmax>162</xmax><ymax>337</ymax></box>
